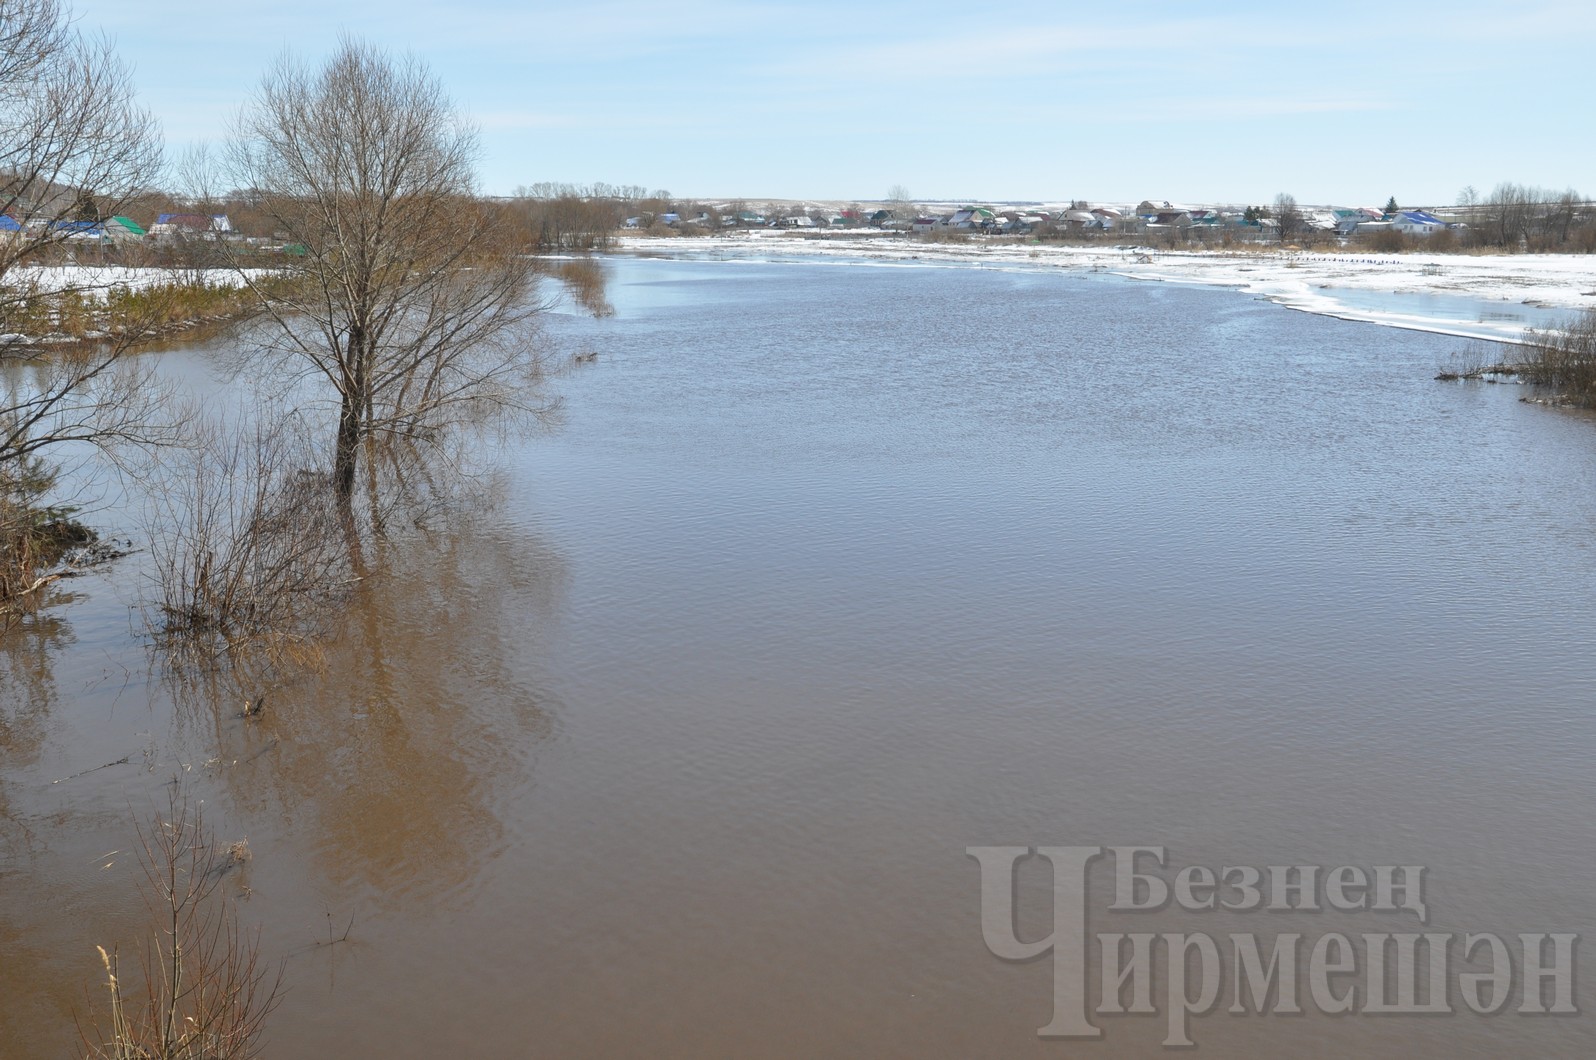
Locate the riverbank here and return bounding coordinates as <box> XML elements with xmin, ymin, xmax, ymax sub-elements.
<box><xmin>0</xmin><ymin>265</ymin><xmax>271</xmax><ymax>351</ymax></box>
<box><xmin>617</xmin><ymin>231</ymin><xmax>1596</xmax><ymax>343</ymax></box>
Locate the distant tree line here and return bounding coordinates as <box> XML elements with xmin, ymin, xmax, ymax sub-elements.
<box><xmin>1454</xmin><ymin>184</ymin><xmax>1596</xmax><ymax>252</ymax></box>
<box><xmin>508</xmin><ymin>183</ymin><xmax>745</xmax><ymax>250</ymax></box>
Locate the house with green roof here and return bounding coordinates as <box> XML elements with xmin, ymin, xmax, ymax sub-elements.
<box><xmin>105</xmin><ymin>216</ymin><xmax>146</xmax><ymax>241</ymax></box>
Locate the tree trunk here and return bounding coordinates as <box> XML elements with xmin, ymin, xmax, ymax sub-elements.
<box><xmin>334</xmin><ymin>327</ymin><xmax>369</xmax><ymax>503</ymax></box>
<box><xmin>333</xmin><ymin>393</ymin><xmax>361</xmax><ymax>503</ymax></box>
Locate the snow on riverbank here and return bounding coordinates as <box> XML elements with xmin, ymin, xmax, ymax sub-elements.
<box><xmin>0</xmin><ymin>265</ymin><xmax>266</xmax><ymax>348</ymax></box>
<box><xmin>618</xmin><ymin>231</ymin><xmax>1596</xmax><ymax>344</ymax></box>
<box><xmin>5</xmin><ymin>264</ymin><xmax>258</xmax><ymax>296</ymax></box>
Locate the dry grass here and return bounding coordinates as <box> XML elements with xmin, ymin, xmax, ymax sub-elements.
<box><xmin>78</xmin><ymin>792</ymin><xmax>282</xmax><ymax>1060</ymax></box>
<box><xmin>0</xmin><ymin>278</ymin><xmax>268</xmax><ymax>348</ymax></box>
<box><xmin>914</xmin><ymin>227</ymin><xmax>972</xmax><ymax>244</ymax></box>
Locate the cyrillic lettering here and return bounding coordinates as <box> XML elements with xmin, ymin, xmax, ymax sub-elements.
<box><xmin>1518</xmin><ymin>933</ymin><xmax>1578</xmax><ymax>1014</ymax></box>
<box><xmin>968</xmin><ymin>846</ymin><xmax>1104</xmax><ymax>1037</ymax></box>
<box><xmin>1230</xmin><ymin>933</ymin><xmax>1301</xmax><ymax>1014</ymax></box>
<box><xmin>1309</xmin><ymin>932</ymin><xmax>1357</xmax><ymax>1013</ymax></box>
<box><xmin>1174</xmin><ymin>865</ymin><xmax>1216</xmax><ymax>910</ymax></box>
<box><xmin>1324</xmin><ymin>866</ymin><xmax>1368</xmax><ymax>911</ymax></box>
<box><xmin>1362</xmin><ymin>933</ymin><xmax>1450</xmax><ymax>1013</ymax></box>
<box><xmin>1268</xmin><ymin>865</ymin><xmax>1320</xmax><ymax>911</ymax></box>
<box><xmin>1111</xmin><ymin>846</ymin><xmax>1169</xmax><ymax>911</ymax></box>
<box><xmin>1221</xmin><ymin>866</ymin><xmax>1262</xmax><ymax>911</ymax></box>
<box><xmin>1458</xmin><ymin>933</ymin><xmax>1511</xmax><ymax>1015</ymax></box>
<box><xmin>1371</xmin><ymin>865</ymin><xmax>1428</xmax><ymax>922</ymax></box>
<box><xmin>1162</xmin><ymin>933</ymin><xmax>1220</xmax><ymax>1047</ymax></box>
<box><xmin>1097</xmin><ymin>933</ymin><xmax>1156</xmax><ymax>1014</ymax></box>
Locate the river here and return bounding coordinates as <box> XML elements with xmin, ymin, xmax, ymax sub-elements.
<box><xmin>3</xmin><ymin>252</ymin><xmax>1594</xmax><ymax>1056</ymax></box>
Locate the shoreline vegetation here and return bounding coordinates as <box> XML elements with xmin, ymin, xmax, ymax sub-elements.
<box><xmin>0</xmin><ymin>253</ymin><xmax>607</xmax><ymax>353</ymax></box>
<box><xmin>2</xmin><ymin>272</ymin><xmax>281</xmax><ymax>625</ymax></box>
<box><xmin>0</xmin><ymin>249</ymin><xmax>602</xmax><ymax>624</ymax></box>
<box><xmin>1435</xmin><ymin>313</ymin><xmax>1596</xmax><ymax>407</ymax></box>
<box><xmin>0</xmin><ymin>274</ymin><xmax>266</xmax><ymax>350</ymax></box>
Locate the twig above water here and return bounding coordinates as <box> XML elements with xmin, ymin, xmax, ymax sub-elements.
<box><xmin>51</xmin><ymin>753</ymin><xmax>132</xmax><ymax>784</ymax></box>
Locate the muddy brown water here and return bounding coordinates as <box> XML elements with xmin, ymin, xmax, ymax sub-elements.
<box><xmin>3</xmin><ymin>254</ymin><xmax>1596</xmax><ymax>1056</ymax></box>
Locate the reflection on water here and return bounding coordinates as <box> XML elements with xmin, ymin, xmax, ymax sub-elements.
<box><xmin>0</xmin><ymin>608</ymin><xmax>70</xmax><ymax>864</ymax></box>
<box><xmin>0</xmin><ymin>489</ymin><xmax>567</xmax><ymax>1055</ymax></box>
<box><xmin>201</xmin><ymin>518</ymin><xmax>564</xmax><ymax>905</ymax></box>
<box><xmin>5</xmin><ymin>253</ymin><xmax>1596</xmax><ymax>1056</ymax></box>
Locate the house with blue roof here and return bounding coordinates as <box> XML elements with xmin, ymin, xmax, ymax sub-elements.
<box><xmin>151</xmin><ymin>213</ymin><xmax>232</xmax><ymax>239</ymax></box>
<box><xmin>49</xmin><ymin>219</ymin><xmax>110</xmax><ymax>243</ymax></box>
<box><xmin>1390</xmin><ymin>210</ymin><xmax>1450</xmax><ymax>237</ymax></box>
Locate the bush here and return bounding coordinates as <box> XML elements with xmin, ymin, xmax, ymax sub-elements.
<box><xmin>1361</xmin><ymin>228</ymin><xmax>1410</xmax><ymax>253</ymax></box>
<box><xmin>149</xmin><ymin>409</ymin><xmax>352</xmax><ymax>657</ymax></box>
<box><xmin>0</xmin><ymin>457</ymin><xmax>94</xmax><ymax>619</ymax></box>
<box><xmin>1519</xmin><ymin>311</ymin><xmax>1596</xmax><ymax>406</ymax></box>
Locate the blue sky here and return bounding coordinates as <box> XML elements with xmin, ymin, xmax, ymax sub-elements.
<box><xmin>72</xmin><ymin>0</ymin><xmax>1596</xmax><ymax>207</ymax></box>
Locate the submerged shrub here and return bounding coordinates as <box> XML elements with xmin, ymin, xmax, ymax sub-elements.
<box><xmin>78</xmin><ymin>793</ymin><xmax>282</xmax><ymax>1060</ymax></box>
<box><xmin>1519</xmin><ymin>311</ymin><xmax>1596</xmax><ymax>406</ymax></box>
<box><xmin>148</xmin><ymin>409</ymin><xmax>353</xmax><ymax>658</ymax></box>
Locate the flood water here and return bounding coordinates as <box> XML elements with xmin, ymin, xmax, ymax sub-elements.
<box><xmin>4</xmin><ymin>254</ymin><xmax>1596</xmax><ymax>1056</ymax></box>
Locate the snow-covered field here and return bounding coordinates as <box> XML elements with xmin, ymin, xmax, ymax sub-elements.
<box><xmin>619</xmin><ymin>231</ymin><xmax>1596</xmax><ymax>344</ymax></box>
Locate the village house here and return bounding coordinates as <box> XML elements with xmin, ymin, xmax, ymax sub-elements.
<box><xmin>1333</xmin><ymin>207</ymin><xmax>1384</xmax><ymax>237</ymax></box>
<box><xmin>149</xmin><ymin>213</ymin><xmax>232</xmax><ymax>240</ymax></box>
<box><xmin>1389</xmin><ymin>209</ymin><xmax>1451</xmax><ymax>237</ymax></box>
<box><xmin>945</xmin><ymin>207</ymin><xmax>996</xmax><ymax>230</ymax></box>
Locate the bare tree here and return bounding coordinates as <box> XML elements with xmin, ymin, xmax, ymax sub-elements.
<box><xmin>0</xmin><ymin>0</ymin><xmax>161</xmax><ymax>285</ymax></box>
<box><xmin>1480</xmin><ymin>182</ymin><xmax>1533</xmax><ymax>248</ymax></box>
<box><xmin>228</xmin><ymin>38</ymin><xmax>546</xmax><ymax>506</ymax></box>
<box><xmin>513</xmin><ymin>189</ymin><xmax>621</xmax><ymax>251</ymax></box>
<box><xmin>1272</xmin><ymin>192</ymin><xmax>1303</xmax><ymax>244</ymax></box>
<box><xmin>0</xmin><ymin>0</ymin><xmax>163</xmax><ymax>609</ymax></box>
